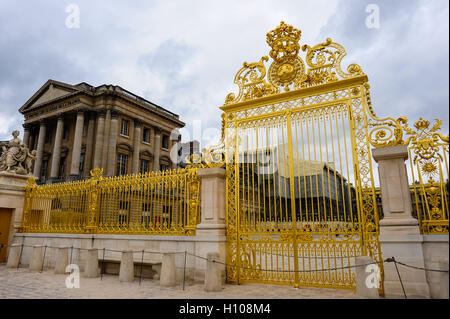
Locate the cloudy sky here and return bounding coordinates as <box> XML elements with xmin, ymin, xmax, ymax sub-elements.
<box><xmin>0</xmin><ymin>0</ymin><xmax>448</xmax><ymax>147</ymax></box>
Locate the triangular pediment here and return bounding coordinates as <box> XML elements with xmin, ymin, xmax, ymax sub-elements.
<box><xmin>19</xmin><ymin>80</ymin><xmax>79</xmax><ymax>113</ymax></box>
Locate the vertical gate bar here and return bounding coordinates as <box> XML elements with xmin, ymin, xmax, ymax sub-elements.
<box><xmin>286</xmin><ymin>112</ymin><xmax>300</xmax><ymax>287</ymax></box>
<box><xmin>335</xmin><ymin>107</ymin><xmax>348</xmax><ymax>225</ymax></box>
<box><xmin>340</xmin><ymin>107</ymin><xmax>355</xmax><ymax>228</ymax></box>
<box><xmin>281</xmin><ymin>123</ymin><xmax>289</xmax><ymax>228</ymax></box>
<box><xmin>310</xmin><ymin>111</ymin><xmax>321</xmax><ymax>227</ymax></box>
<box><xmin>235</xmin><ymin>123</ymin><xmax>241</xmax><ymax>284</ymax></box>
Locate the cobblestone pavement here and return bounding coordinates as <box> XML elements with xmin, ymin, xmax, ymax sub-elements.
<box><xmin>0</xmin><ymin>264</ymin><xmax>356</xmax><ymax>299</ymax></box>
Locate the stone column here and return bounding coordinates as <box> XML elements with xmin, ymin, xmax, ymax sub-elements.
<box><xmin>205</xmin><ymin>252</ymin><xmax>222</xmax><ymax>292</ymax></box>
<box><xmin>194</xmin><ymin>167</ymin><xmax>227</xmax><ymax>282</ymax></box>
<box><xmin>160</xmin><ymin>252</ymin><xmax>176</xmax><ymax>287</ymax></box>
<box><xmin>50</xmin><ymin>115</ymin><xmax>64</xmax><ymax>180</ymax></box>
<box><xmin>6</xmin><ymin>244</ymin><xmax>22</xmax><ymax>268</ymax></box>
<box><xmin>83</xmin><ymin>113</ymin><xmax>96</xmax><ymax>176</ymax></box>
<box><xmin>132</xmin><ymin>120</ymin><xmax>142</xmax><ymax>174</ymax></box>
<box><xmin>372</xmin><ymin>145</ymin><xmax>430</xmax><ymax>298</ymax></box>
<box><xmin>33</xmin><ymin>120</ymin><xmax>47</xmax><ymax>178</ymax></box>
<box><xmin>54</xmin><ymin>247</ymin><xmax>69</xmax><ymax>274</ymax></box>
<box><xmin>101</xmin><ymin>109</ymin><xmax>111</xmax><ymax>170</ymax></box>
<box><xmin>153</xmin><ymin>127</ymin><xmax>161</xmax><ymax>171</ymax></box>
<box><xmin>29</xmin><ymin>245</ymin><xmax>44</xmax><ymax>272</ymax></box>
<box><xmin>93</xmin><ymin>111</ymin><xmax>106</xmax><ymax>169</ymax></box>
<box><xmin>69</xmin><ymin>110</ymin><xmax>85</xmax><ymax>177</ymax></box>
<box><xmin>106</xmin><ymin>111</ymin><xmax>119</xmax><ymax>177</ymax></box>
<box><xmin>22</xmin><ymin>124</ymin><xmax>30</xmax><ymax>148</ymax></box>
<box><xmin>85</xmin><ymin>248</ymin><xmax>99</xmax><ymax>278</ymax></box>
<box><xmin>119</xmin><ymin>250</ymin><xmax>134</xmax><ymax>282</ymax></box>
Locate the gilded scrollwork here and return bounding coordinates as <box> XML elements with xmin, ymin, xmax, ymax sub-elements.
<box><xmin>223</xmin><ymin>22</ymin><xmax>365</xmax><ymax>105</ymax></box>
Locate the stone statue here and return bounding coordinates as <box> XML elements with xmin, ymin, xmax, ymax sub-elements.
<box><xmin>0</xmin><ymin>130</ymin><xmax>37</xmax><ymax>175</ymax></box>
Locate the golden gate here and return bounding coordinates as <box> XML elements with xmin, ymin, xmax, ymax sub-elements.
<box><xmin>194</xmin><ymin>22</ymin><xmax>386</xmax><ymax>291</ymax></box>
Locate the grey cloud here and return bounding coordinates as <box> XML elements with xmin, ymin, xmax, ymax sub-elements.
<box><xmin>318</xmin><ymin>0</ymin><xmax>449</xmax><ymax>131</ymax></box>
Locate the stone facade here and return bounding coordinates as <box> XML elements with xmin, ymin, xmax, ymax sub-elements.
<box><xmin>19</xmin><ymin>80</ymin><xmax>185</xmax><ymax>182</ymax></box>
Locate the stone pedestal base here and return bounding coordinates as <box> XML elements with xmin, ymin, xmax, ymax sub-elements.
<box><xmin>193</xmin><ymin>225</ymin><xmax>226</xmax><ymax>283</ymax></box>
<box><xmin>380</xmin><ymin>218</ymin><xmax>430</xmax><ymax>298</ymax></box>
<box><xmin>0</xmin><ymin>172</ymin><xmax>29</xmax><ymax>262</ymax></box>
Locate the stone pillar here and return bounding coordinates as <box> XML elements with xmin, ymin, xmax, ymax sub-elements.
<box><xmin>33</xmin><ymin>120</ymin><xmax>47</xmax><ymax>178</ymax></box>
<box><xmin>6</xmin><ymin>244</ymin><xmax>22</xmax><ymax>268</ymax></box>
<box><xmin>153</xmin><ymin>128</ymin><xmax>161</xmax><ymax>171</ymax></box>
<box><xmin>194</xmin><ymin>167</ymin><xmax>227</xmax><ymax>282</ymax></box>
<box><xmin>22</xmin><ymin>124</ymin><xmax>30</xmax><ymax>148</ymax></box>
<box><xmin>83</xmin><ymin>113</ymin><xmax>96</xmax><ymax>176</ymax></box>
<box><xmin>160</xmin><ymin>252</ymin><xmax>176</xmax><ymax>287</ymax></box>
<box><xmin>355</xmin><ymin>256</ymin><xmax>380</xmax><ymax>299</ymax></box>
<box><xmin>85</xmin><ymin>248</ymin><xmax>99</xmax><ymax>278</ymax></box>
<box><xmin>119</xmin><ymin>250</ymin><xmax>134</xmax><ymax>282</ymax></box>
<box><xmin>54</xmin><ymin>247</ymin><xmax>69</xmax><ymax>274</ymax></box>
<box><xmin>132</xmin><ymin>120</ymin><xmax>142</xmax><ymax>174</ymax></box>
<box><xmin>101</xmin><ymin>109</ymin><xmax>111</xmax><ymax>170</ymax></box>
<box><xmin>372</xmin><ymin>145</ymin><xmax>430</xmax><ymax>298</ymax></box>
<box><xmin>106</xmin><ymin>112</ymin><xmax>119</xmax><ymax>177</ymax></box>
<box><xmin>439</xmin><ymin>259</ymin><xmax>449</xmax><ymax>299</ymax></box>
<box><xmin>205</xmin><ymin>252</ymin><xmax>222</xmax><ymax>292</ymax></box>
<box><xmin>69</xmin><ymin>110</ymin><xmax>85</xmax><ymax>177</ymax></box>
<box><xmin>29</xmin><ymin>245</ymin><xmax>44</xmax><ymax>272</ymax></box>
<box><xmin>93</xmin><ymin>111</ymin><xmax>106</xmax><ymax>169</ymax></box>
<box><xmin>50</xmin><ymin>115</ymin><xmax>64</xmax><ymax>180</ymax></box>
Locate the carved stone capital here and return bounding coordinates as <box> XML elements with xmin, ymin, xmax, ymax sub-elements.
<box><xmin>111</xmin><ymin>110</ymin><xmax>120</xmax><ymax>119</ymax></box>
<box><xmin>154</xmin><ymin>126</ymin><xmax>162</xmax><ymax>135</ymax></box>
<box><xmin>96</xmin><ymin>109</ymin><xmax>107</xmax><ymax>117</ymax></box>
<box><xmin>134</xmin><ymin>119</ymin><xmax>143</xmax><ymax>128</ymax></box>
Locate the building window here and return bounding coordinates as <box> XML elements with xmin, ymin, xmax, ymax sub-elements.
<box><xmin>117</xmin><ymin>153</ymin><xmax>128</xmax><ymax>176</ymax></box>
<box><xmin>143</xmin><ymin>127</ymin><xmax>151</xmax><ymax>143</ymax></box>
<box><xmin>160</xmin><ymin>163</ymin><xmax>168</xmax><ymax>171</ymax></box>
<box><xmin>162</xmin><ymin>134</ymin><xmax>169</xmax><ymax>149</ymax></box>
<box><xmin>45</xmin><ymin>128</ymin><xmax>52</xmax><ymax>144</ymax></box>
<box><xmin>140</xmin><ymin>159</ymin><xmax>149</xmax><ymax>173</ymax></box>
<box><xmin>82</xmin><ymin>122</ymin><xmax>88</xmax><ymax>137</ymax></box>
<box><xmin>41</xmin><ymin>160</ymin><xmax>49</xmax><ymax>180</ymax></box>
<box><xmin>59</xmin><ymin>157</ymin><xmax>66</xmax><ymax>178</ymax></box>
<box><xmin>79</xmin><ymin>153</ymin><xmax>85</xmax><ymax>176</ymax></box>
<box><xmin>120</xmin><ymin>119</ymin><xmax>129</xmax><ymax>136</ymax></box>
<box><xmin>63</xmin><ymin>124</ymin><xmax>70</xmax><ymax>140</ymax></box>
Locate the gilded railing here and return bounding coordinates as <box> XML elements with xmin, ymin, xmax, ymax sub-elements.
<box><xmin>20</xmin><ymin>167</ymin><xmax>201</xmax><ymax>235</ymax></box>
<box><xmin>367</xmin><ymin>102</ymin><xmax>449</xmax><ymax>234</ymax></box>
<box><xmin>407</xmin><ymin>119</ymin><xmax>449</xmax><ymax>234</ymax></box>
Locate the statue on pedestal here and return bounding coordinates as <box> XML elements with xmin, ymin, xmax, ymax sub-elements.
<box><xmin>0</xmin><ymin>130</ymin><xmax>36</xmax><ymax>175</ymax></box>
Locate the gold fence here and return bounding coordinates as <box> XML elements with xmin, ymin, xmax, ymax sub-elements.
<box><xmin>20</xmin><ymin>167</ymin><xmax>201</xmax><ymax>235</ymax></box>
<box><xmin>368</xmin><ymin>115</ymin><xmax>449</xmax><ymax>235</ymax></box>
<box><xmin>407</xmin><ymin>119</ymin><xmax>449</xmax><ymax>234</ymax></box>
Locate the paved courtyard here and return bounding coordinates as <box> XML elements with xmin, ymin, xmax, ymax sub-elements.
<box><xmin>0</xmin><ymin>264</ymin><xmax>356</xmax><ymax>299</ymax></box>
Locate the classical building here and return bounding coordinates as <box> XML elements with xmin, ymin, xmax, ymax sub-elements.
<box><xmin>19</xmin><ymin>80</ymin><xmax>185</xmax><ymax>183</ymax></box>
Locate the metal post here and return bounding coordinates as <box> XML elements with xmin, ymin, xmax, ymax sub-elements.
<box><xmin>139</xmin><ymin>250</ymin><xmax>144</xmax><ymax>285</ymax></box>
<box><xmin>101</xmin><ymin>248</ymin><xmax>105</xmax><ymax>280</ymax></box>
<box><xmin>17</xmin><ymin>243</ymin><xmax>24</xmax><ymax>270</ymax></box>
<box><xmin>183</xmin><ymin>251</ymin><xmax>187</xmax><ymax>290</ymax></box>
<box><xmin>40</xmin><ymin>245</ymin><xmax>47</xmax><ymax>273</ymax></box>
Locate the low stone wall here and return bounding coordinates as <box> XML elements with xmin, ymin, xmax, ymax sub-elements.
<box><xmin>422</xmin><ymin>234</ymin><xmax>449</xmax><ymax>298</ymax></box>
<box><xmin>12</xmin><ymin>232</ymin><xmax>226</xmax><ymax>283</ymax></box>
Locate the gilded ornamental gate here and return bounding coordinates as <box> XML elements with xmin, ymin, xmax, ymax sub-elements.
<box><xmin>193</xmin><ymin>22</ymin><xmax>386</xmax><ymax>291</ymax></box>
